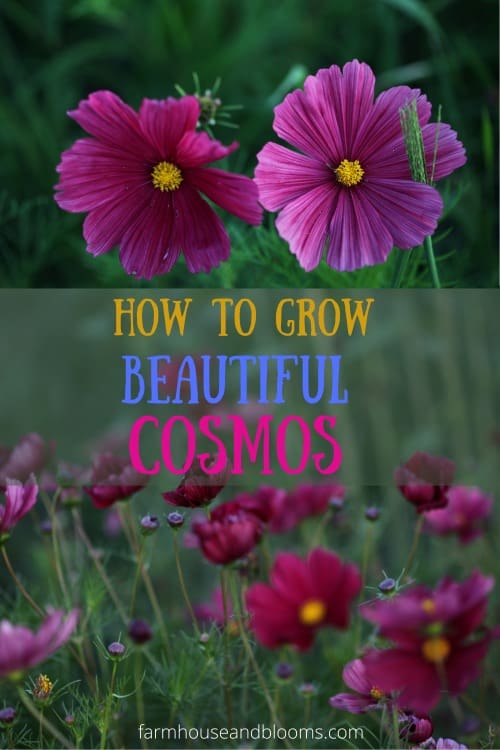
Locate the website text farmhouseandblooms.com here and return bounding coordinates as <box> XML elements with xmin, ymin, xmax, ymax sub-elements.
<box><xmin>138</xmin><ymin>723</ymin><xmax>365</xmax><ymax>744</ymax></box>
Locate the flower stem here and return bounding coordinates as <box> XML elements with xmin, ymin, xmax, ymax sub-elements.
<box><xmin>17</xmin><ymin>687</ymin><xmax>72</xmax><ymax>749</ymax></box>
<box><xmin>100</xmin><ymin>660</ymin><xmax>118</xmax><ymax>750</ymax></box>
<box><xmin>4</xmin><ymin>724</ymin><xmax>14</xmax><ymax>750</ymax></box>
<box><xmin>309</xmin><ymin>509</ymin><xmax>333</xmax><ymax>549</ymax></box>
<box><xmin>129</xmin><ymin>540</ymin><xmax>145</xmax><ymax>618</ymax></box>
<box><xmin>390</xmin><ymin>249</ymin><xmax>412</xmax><ymax>288</ymax></box>
<box><xmin>2</xmin><ymin>546</ymin><xmax>44</xmax><ymax>617</ymax></box>
<box><xmin>72</xmin><ymin>508</ymin><xmax>128</xmax><ymax>624</ymax></box>
<box><xmin>403</xmin><ymin>514</ymin><xmax>425</xmax><ymax>578</ymax></box>
<box><xmin>392</xmin><ymin>705</ymin><xmax>401</xmax><ymax>749</ymax></box>
<box><xmin>49</xmin><ymin>503</ymin><xmax>71</xmax><ymax>608</ymax></box>
<box><xmin>228</xmin><ymin>571</ymin><xmax>291</xmax><ymax>749</ymax></box>
<box><xmin>173</xmin><ymin>532</ymin><xmax>199</xmax><ymax>635</ymax></box>
<box><xmin>121</xmin><ymin>507</ymin><xmax>171</xmax><ymax>661</ymax></box>
<box><xmin>353</xmin><ymin>522</ymin><xmax>373</xmax><ymax>653</ymax></box>
<box><xmin>138</xmin><ymin>558</ymin><xmax>172</xmax><ymax>662</ymax></box>
<box><xmin>424</xmin><ymin>234</ymin><xmax>441</xmax><ymax>288</ymax></box>
<box><xmin>135</xmin><ymin>651</ymin><xmax>147</xmax><ymax>749</ymax></box>
<box><xmin>220</xmin><ymin>568</ymin><xmax>234</xmax><ymax>730</ymax></box>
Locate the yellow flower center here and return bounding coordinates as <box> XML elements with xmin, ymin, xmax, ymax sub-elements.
<box><xmin>334</xmin><ymin>159</ymin><xmax>364</xmax><ymax>187</ymax></box>
<box><xmin>421</xmin><ymin>598</ymin><xmax>437</xmax><ymax>614</ymax></box>
<box><xmin>151</xmin><ymin>161</ymin><xmax>183</xmax><ymax>192</ymax></box>
<box><xmin>370</xmin><ymin>686</ymin><xmax>383</xmax><ymax>700</ymax></box>
<box><xmin>33</xmin><ymin>674</ymin><xmax>54</xmax><ymax>700</ymax></box>
<box><xmin>299</xmin><ymin>599</ymin><xmax>326</xmax><ymax>626</ymax></box>
<box><xmin>421</xmin><ymin>637</ymin><xmax>451</xmax><ymax>663</ymax></box>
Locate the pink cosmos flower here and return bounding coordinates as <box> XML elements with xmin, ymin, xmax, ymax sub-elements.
<box><xmin>422</xmin><ymin>740</ymin><xmax>468</xmax><ymax>750</ymax></box>
<box><xmin>270</xmin><ymin>483</ymin><xmax>345</xmax><ymax>532</ymax></box>
<box><xmin>162</xmin><ymin>455</ymin><xmax>231</xmax><ymax>508</ymax></box>
<box><xmin>194</xmin><ymin>587</ymin><xmax>233</xmax><ymax>630</ymax></box>
<box><xmin>329</xmin><ymin>658</ymin><xmax>390</xmax><ymax>714</ymax></box>
<box><xmin>191</xmin><ymin>500</ymin><xmax>264</xmax><ymax>565</ymax></box>
<box><xmin>246</xmin><ymin>548</ymin><xmax>361</xmax><ymax>651</ymax></box>
<box><xmin>83</xmin><ymin>452</ymin><xmax>147</xmax><ymax>509</ymax></box>
<box><xmin>0</xmin><ymin>477</ymin><xmax>38</xmax><ymax>541</ymax></box>
<box><xmin>395</xmin><ymin>451</ymin><xmax>455</xmax><ymax>512</ymax></box>
<box><xmin>0</xmin><ymin>433</ymin><xmax>49</xmax><ymax>487</ymax></box>
<box><xmin>360</xmin><ymin>571</ymin><xmax>494</xmax><ymax>712</ymax></box>
<box><xmin>233</xmin><ymin>483</ymin><xmax>345</xmax><ymax>534</ymax></box>
<box><xmin>55</xmin><ymin>92</ymin><xmax>262</xmax><ymax>278</ymax></box>
<box><xmin>0</xmin><ymin>610</ymin><xmax>79</xmax><ymax>678</ymax></box>
<box><xmin>399</xmin><ymin>713</ymin><xmax>434</xmax><ymax>744</ymax></box>
<box><xmin>424</xmin><ymin>486</ymin><xmax>493</xmax><ymax>543</ymax></box>
<box><xmin>255</xmin><ymin>60</ymin><xmax>465</xmax><ymax>271</ymax></box>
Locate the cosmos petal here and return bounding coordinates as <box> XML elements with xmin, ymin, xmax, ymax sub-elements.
<box><xmin>275</xmin><ymin>183</ymin><xmax>335</xmax><ymax>270</ymax></box>
<box><xmin>188</xmin><ymin>167</ymin><xmax>262</xmax><ymax>224</ymax></box>
<box><xmin>326</xmin><ymin>187</ymin><xmax>393</xmax><ymax>270</ymax></box>
<box><xmin>255</xmin><ymin>142</ymin><xmax>331</xmax><ymax>212</ymax></box>
<box><xmin>138</xmin><ymin>96</ymin><xmax>200</xmax><ymax>159</ymax></box>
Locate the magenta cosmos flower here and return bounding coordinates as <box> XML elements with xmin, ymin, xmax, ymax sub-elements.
<box><xmin>329</xmin><ymin>657</ymin><xmax>391</xmax><ymax>714</ymax></box>
<box><xmin>191</xmin><ymin>499</ymin><xmax>264</xmax><ymax>565</ymax></box>
<box><xmin>194</xmin><ymin>587</ymin><xmax>234</xmax><ymax>631</ymax></box>
<box><xmin>0</xmin><ymin>609</ymin><xmax>79</xmax><ymax>678</ymax></box>
<box><xmin>424</xmin><ymin>485</ymin><xmax>493</xmax><ymax>543</ymax></box>
<box><xmin>360</xmin><ymin>571</ymin><xmax>494</xmax><ymax>712</ymax></box>
<box><xmin>270</xmin><ymin>482</ymin><xmax>345</xmax><ymax>532</ymax></box>
<box><xmin>83</xmin><ymin>452</ymin><xmax>148</xmax><ymax>509</ymax></box>
<box><xmin>395</xmin><ymin>451</ymin><xmax>455</xmax><ymax>512</ymax></box>
<box><xmin>0</xmin><ymin>477</ymin><xmax>38</xmax><ymax>541</ymax></box>
<box><xmin>0</xmin><ymin>433</ymin><xmax>49</xmax><ymax>487</ymax></box>
<box><xmin>232</xmin><ymin>483</ymin><xmax>345</xmax><ymax>534</ymax></box>
<box><xmin>246</xmin><ymin>548</ymin><xmax>361</xmax><ymax>651</ymax></box>
<box><xmin>255</xmin><ymin>60</ymin><xmax>466</xmax><ymax>271</ymax></box>
<box><xmin>55</xmin><ymin>92</ymin><xmax>262</xmax><ymax>278</ymax></box>
<box><xmin>162</xmin><ymin>455</ymin><xmax>231</xmax><ymax>508</ymax></box>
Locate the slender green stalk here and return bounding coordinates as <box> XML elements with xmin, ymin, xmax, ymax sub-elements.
<box><xmin>4</xmin><ymin>724</ymin><xmax>14</xmax><ymax>750</ymax></box>
<box><xmin>173</xmin><ymin>533</ymin><xmax>198</xmax><ymax>635</ymax></box>
<box><xmin>390</xmin><ymin>249</ymin><xmax>412</xmax><ymax>288</ymax></box>
<box><xmin>72</xmin><ymin>509</ymin><xmax>128</xmax><ymax>624</ymax></box>
<box><xmin>100</xmin><ymin>660</ymin><xmax>118</xmax><ymax>750</ymax></box>
<box><xmin>399</xmin><ymin>99</ymin><xmax>443</xmax><ymax>288</ymax></box>
<box><xmin>39</xmin><ymin>706</ymin><xmax>44</xmax><ymax>749</ymax></box>
<box><xmin>219</xmin><ymin>568</ymin><xmax>234</xmax><ymax>729</ymax></box>
<box><xmin>17</xmin><ymin>687</ymin><xmax>72</xmax><ymax>749</ymax></box>
<box><xmin>138</xmin><ymin>561</ymin><xmax>172</xmax><ymax>662</ymax></box>
<box><xmin>353</xmin><ymin>522</ymin><xmax>373</xmax><ymax>653</ymax></box>
<box><xmin>392</xmin><ymin>705</ymin><xmax>401</xmax><ymax>749</ymax></box>
<box><xmin>308</xmin><ymin>509</ymin><xmax>333</xmax><ymax>548</ymax></box>
<box><xmin>448</xmin><ymin>695</ymin><xmax>464</xmax><ymax>724</ymax></box>
<box><xmin>2</xmin><ymin>546</ymin><xmax>44</xmax><ymax>616</ymax></box>
<box><xmin>228</xmin><ymin>571</ymin><xmax>291</xmax><ymax>749</ymax></box>
<box><xmin>135</xmin><ymin>651</ymin><xmax>147</xmax><ymax>750</ymax></box>
<box><xmin>403</xmin><ymin>514</ymin><xmax>425</xmax><ymax>578</ymax></box>
<box><xmin>49</xmin><ymin>509</ymin><xmax>71</xmax><ymax>608</ymax></box>
<box><xmin>121</xmin><ymin>507</ymin><xmax>171</xmax><ymax>661</ymax></box>
<box><xmin>424</xmin><ymin>235</ymin><xmax>441</xmax><ymax>288</ymax></box>
<box><xmin>259</xmin><ymin>536</ymin><xmax>273</xmax><ymax>576</ymax></box>
<box><xmin>129</xmin><ymin>540</ymin><xmax>145</xmax><ymax>618</ymax></box>
<box><xmin>303</xmin><ymin>693</ymin><xmax>312</xmax><ymax>727</ymax></box>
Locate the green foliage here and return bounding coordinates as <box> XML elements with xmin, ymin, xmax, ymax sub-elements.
<box><xmin>0</xmin><ymin>0</ymin><xmax>497</xmax><ymax>287</ymax></box>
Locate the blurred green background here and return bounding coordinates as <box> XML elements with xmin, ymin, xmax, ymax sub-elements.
<box><xmin>0</xmin><ymin>0</ymin><xmax>497</xmax><ymax>288</ymax></box>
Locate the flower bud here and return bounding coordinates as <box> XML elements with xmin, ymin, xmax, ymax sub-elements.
<box><xmin>167</xmin><ymin>512</ymin><xmax>184</xmax><ymax>529</ymax></box>
<box><xmin>107</xmin><ymin>641</ymin><xmax>126</xmax><ymax>660</ymax></box>
<box><xmin>128</xmin><ymin>619</ymin><xmax>153</xmax><ymax>645</ymax></box>
<box><xmin>364</xmin><ymin>506</ymin><xmax>380</xmax><ymax>521</ymax></box>
<box><xmin>140</xmin><ymin>515</ymin><xmax>160</xmax><ymax>535</ymax></box>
